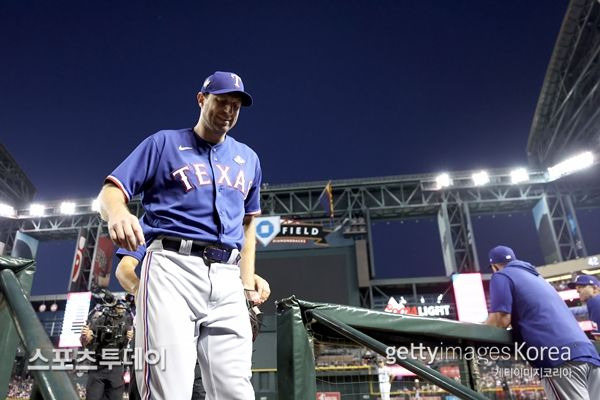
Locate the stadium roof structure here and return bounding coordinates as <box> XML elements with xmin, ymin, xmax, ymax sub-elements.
<box><xmin>2</xmin><ymin>166</ymin><xmax>599</xmax><ymax>236</ymax></box>
<box><xmin>1</xmin><ymin>165</ymin><xmax>598</xmax><ymax>276</ymax></box>
<box><xmin>0</xmin><ymin>143</ymin><xmax>35</xmax><ymax>208</ymax></box>
<box><xmin>528</xmin><ymin>0</ymin><xmax>600</xmax><ymax>167</ymax></box>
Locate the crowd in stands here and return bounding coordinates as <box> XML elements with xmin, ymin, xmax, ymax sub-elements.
<box><xmin>477</xmin><ymin>359</ymin><xmax>545</xmax><ymax>399</ymax></box>
<box><xmin>6</xmin><ymin>376</ymin><xmax>32</xmax><ymax>399</ymax></box>
<box><xmin>7</xmin><ymin>376</ymin><xmax>89</xmax><ymax>400</ymax></box>
<box><xmin>313</xmin><ymin>344</ymin><xmax>549</xmax><ymax>398</ymax></box>
<box><xmin>550</xmin><ymin>281</ymin><xmax>570</xmax><ymax>291</ymax></box>
<box><xmin>315</xmin><ymin>343</ymin><xmax>368</xmax><ymax>367</ymax></box>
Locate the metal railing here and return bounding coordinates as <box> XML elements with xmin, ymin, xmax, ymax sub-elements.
<box><xmin>0</xmin><ymin>268</ymin><xmax>79</xmax><ymax>400</ymax></box>
<box><xmin>308</xmin><ymin>310</ymin><xmax>488</xmax><ymax>400</ymax></box>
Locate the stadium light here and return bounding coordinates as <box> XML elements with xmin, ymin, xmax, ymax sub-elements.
<box><xmin>91</xmin><ymin>199</ymin><xmax>101</xmax><ymax>212</ymax></box>
<box><xmin>420</xmin><ymin>296</ymin><xmax>425</xmax><ymax>304</ymax></box>
<box><xmin>29</xmin><ymin>204</ymin><xmax>45</xmax><ymax>217</ymax></box>
<box><xmin>0</xmin><ymin>203</ymin><xmax>16</xmax><ymax>218</ymax></box>
<box><xmin>472</xmin><ymin>170</ymin><xmax>490</xmax><ymax>186</ymax></box>
<box><xmin>50</xmin><ymin>302</ymin><xmax>58</xmax><ymax>312</ymax></box>
<box><xmin>38</xmin><ymin>303</ymin><xmax>47</xmax><ymax>312</ymax></box>
<box><xmin>435</xmin><ymin>173</ymin><xmax>452</xmax><ymax>189</ymax></box>
<box><xmin>510</xmin><ymin>168</ymin><xmax>529</xmax><ymax>184</ymax></box>
<box><xmin>60</xmin><ymin>201</ymin><xmax>76</xmax><ymax>215</ymax></box>
<box><xmin>547</xmin><ymin>151</ymin><xmax>594</xmax><ymax>181</ymax></box>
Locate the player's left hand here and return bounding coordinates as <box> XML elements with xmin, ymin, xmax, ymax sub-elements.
<box><xmin>253</xmin><ymin>274</ymin><xmax>271</xmax><ymax>305</ymax></box>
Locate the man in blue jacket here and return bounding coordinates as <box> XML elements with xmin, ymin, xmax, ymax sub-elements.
<box><xmin>568</xmin><ymin>274</ymin><xmax>600</xmax><ymax>332</ymax></box>
<box><xmin>485</xmin><ymin>245</ymin><xmax>600</xmax><ymax>399</ymax></box>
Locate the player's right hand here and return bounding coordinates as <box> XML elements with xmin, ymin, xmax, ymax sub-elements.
<box><xmin>107</xmin><ymin>210</ymin><xmax>145</xmax><ymax>251</ymax></box>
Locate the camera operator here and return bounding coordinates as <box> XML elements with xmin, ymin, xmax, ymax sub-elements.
<box><xmin>80</xmin><ymin>290</ymin><xmax>134</xmax><ymax>400</ymax></box>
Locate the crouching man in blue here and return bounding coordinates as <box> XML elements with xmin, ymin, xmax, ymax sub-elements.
<box><xmin>485</xmin><ymin>245</ymin><xmax>600</xmax><ymax>399</ymax></box>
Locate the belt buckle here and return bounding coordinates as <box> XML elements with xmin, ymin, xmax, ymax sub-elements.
<box><xmin>202</xmin><ymin>246</ymin><xmax>223</xmax><ymax>264</ymax></box>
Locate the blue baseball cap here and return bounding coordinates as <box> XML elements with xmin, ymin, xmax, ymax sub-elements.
<box><xmin>568</xmin><ymin>274</ymin><xmax>600</xmax><ymax>289</ymax></box>
<box><xmin>201</xmin><ymin>71</ymin><xmax>253</xmax><ymax>107</ymax></box>
<box><xmin>488</xmin><ymin>245</ymin><xmax>516</xmax><ymax>266</ymax></box>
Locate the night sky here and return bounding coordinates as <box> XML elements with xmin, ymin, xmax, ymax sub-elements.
<box><xmin>3</xmin><ymin>1</ymin><xmax>596</xmax><ymax>295</ymax></box>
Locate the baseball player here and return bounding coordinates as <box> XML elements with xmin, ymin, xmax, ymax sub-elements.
<box><xmin>98</xmin><ymin>71</ymin><xmax>262</xmax><ymax>399</ymax></box>
<box><xmin>376</xmin><ymin>359</ymin><xmax>393</xmax><ymax>400</ymax></box>
<box><xmin>568</xmin><ymin>274</ymin><xmax>600</xmax><ymax>332</ymax></box>
<box><xmin>485</xmin><ymin>245</ymin><xmax>600</xmax><ymax>399</ymax></box>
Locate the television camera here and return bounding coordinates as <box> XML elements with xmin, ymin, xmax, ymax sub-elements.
<box><xmin>86</xmin><ymin>287</ymin><xmax>133</xmax><ymax>352</ymax></box>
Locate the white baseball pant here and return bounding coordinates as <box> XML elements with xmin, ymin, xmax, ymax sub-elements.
<box><xmin>135</xmin><ymin>239</ymin><xmax>253</xmax><ymax>400</ymax></box>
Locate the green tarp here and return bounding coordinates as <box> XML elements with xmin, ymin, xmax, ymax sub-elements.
<box><xmin>276</xmin><ymin>297</ymin><xmax>317</xmax><ymax>400</ymax></box>
<box><xmin>0</xmin><ymin>255</ymin><xmax>36</xmax><ymax>400</ymax></box>
<box><xmin>277</xmin><ymin>297</ymin><xmax>600</xmax><ymax>399</ymax></box>
<box><xmin>293</xmin><ymin>298</ymin><xmax>513</xmax><ymax>347</ymax></box>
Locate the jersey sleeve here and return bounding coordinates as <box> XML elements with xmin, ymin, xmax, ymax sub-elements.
<box><xmin>105</xmin><ymin>135</ymin><xmax>161</xmax><ymax>202</ymax></box>
<box><xmin>588</xmin><ymin>297</ymin><xmax>600</xmax><ymax>327</ymax></box>
<box><xmin>569</xmin><ymin>305</ymin><xmax>588</xmax><ymax>318</ymax></box>
<box><xmin>489</xmin><ymin>273</ymin><xmax>513</xmax><ymax>314</ymax></box>
<box><xmin>245</xmin><ymin>157</ymin><xmax>262</xmax><ymax>216</ymax></box>
<box><xmin>115</xmin><ymin>244</ymin><xmax>147</xmax><ymax>262</ymax></box>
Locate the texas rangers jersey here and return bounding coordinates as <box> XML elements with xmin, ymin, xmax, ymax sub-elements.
<box><xmin>106</xmin><ymin>129</ymin><xmax>262</xmax><ymax>250</ymax></box>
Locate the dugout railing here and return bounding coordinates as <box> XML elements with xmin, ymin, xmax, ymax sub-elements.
<box><xmin>0</xmin><ymin>255</ymin><xmax>79</xmax><ymax>400</ymax></box>
<box><xmin>276</xmin><ymin>296</ymin><xmax>537</xmax><ymax>400</ymax></box>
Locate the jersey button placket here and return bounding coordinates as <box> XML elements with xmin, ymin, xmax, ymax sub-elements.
<box><xmin>210</xmin><ymin>148</ymin><xmax>226</xmax><ymax>238</ymax></box>
<box><xmin>216</xmin><ymin>202</ymin><xmax>225</xmax><ymax>242</ymax></box>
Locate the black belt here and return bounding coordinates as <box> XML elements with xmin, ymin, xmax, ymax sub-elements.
<box><xmin>161</xmin><ymin>238</ymin><xmax>240</xmax><ymax>265</ymax></box>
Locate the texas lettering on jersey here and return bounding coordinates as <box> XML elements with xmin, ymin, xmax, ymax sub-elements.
<box><xmin>106</xmin><ymin>128</ymin><xmax>262</xmax><ymax>249</ymax></box>
<box><xmin>171</xmin><ymin>162</ymin><xmax>253</xmax><ymax>197</ymax></box>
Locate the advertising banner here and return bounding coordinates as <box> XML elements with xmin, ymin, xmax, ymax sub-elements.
<box><xmin>90</xmin><ymin>235</ymin><xmax>114</xmax><ymax>289</ymax></box>
<box><xmin>255</xmin><ymin>216</ymin><xmax>329</xmax><ymax>247</ymax></box>
<box><xmin>69</xmin><ymin>229</ymin><xmax>90</xmax><ymax>292</ymax></box>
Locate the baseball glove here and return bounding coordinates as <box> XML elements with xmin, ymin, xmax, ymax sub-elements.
<box><xmin>245</xmin><ymin>289</ymin><xmax>263</xmax><ymax>342</ymax></box>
